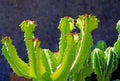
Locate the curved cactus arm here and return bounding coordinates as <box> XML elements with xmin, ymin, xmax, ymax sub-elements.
<box><xmin>19</xmin><ymin>20</ymin><xmax>57</xmax><ymax>81</ymax></box>
<box><xmin>1</xmin><ymin>37</ymin><xmax>30</xmax><ymax>78</ymax></box>
<box><xmin>39</xmin><ymin>49</ymin><xmax>58</xmax><ymax>81</ymax></box>
<box><xmin>57</xmin><ymin>17</ymin><xmax>75</xmax><ymax>64</ymax></box>
<box><xmin>19</xmin><ymin>20</ymin><xmax>37</xmax><ymax>78</ymax></box>
<box><xmin>51</xmin><ymin>34</ymin><xmax>75</xmax><ymax>81</ymax></box>
<box><xmin>28</xmin><ymin>38</ymin><xmax>54</xmax><ymax>81</ymax></box>
<box><xmin>70</xmin><ymin>15</ymin><xmax>99</xmax><ymax>74</ymax></box>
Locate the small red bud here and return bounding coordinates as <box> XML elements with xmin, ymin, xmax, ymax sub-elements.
<box><xmin>65</xmin><ymin>16</ymin><xmax>71</xmax><ymax>19</ymax></box>
<box><xmin>19</xmin><ymin>19</ymin><xmax>36</xmax><ymax>33</ymax></box>
<box><xmin>1</xmin><ymin>36</ymin><xmax>12</xmax><ymax>44</ymax></box>
<box><xmin>32</xmin><ymin>38</ymin><xmax>40</xmax><ymax>48</ymax></box>
<box><xmin>84</xmin><ymin>14</ymin><xmax>92</xmax><ymax>17</ymax></box>
<box><xmin>32</xmin><ymin>38</ymin><xmax>39</xmax><ymax>42</ymax></box>
<box><xmin>25</xmin><ymin>20</ymin><xmax>35</xmax><ymax>24</ymax></box>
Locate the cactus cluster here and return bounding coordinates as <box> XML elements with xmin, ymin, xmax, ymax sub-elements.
<box><xmin>91</xmin><ymin>20</ymin><xmax>120</xmax><ymax>81</ymax></box>
<box><xmin>1</xmin><ymin>15</ymin><xmax>120</xmax><ymax>81</ymax></box>
<box><xmin>92</xmin><ymin>47</ymin><xmax>117</xmax><ymax>81</ymax></box>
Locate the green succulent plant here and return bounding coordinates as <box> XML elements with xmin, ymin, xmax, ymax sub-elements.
<box><xmin>6</xmin><ymin>14</ymin><xmax>120</xmax><ymax>81</ymax></box>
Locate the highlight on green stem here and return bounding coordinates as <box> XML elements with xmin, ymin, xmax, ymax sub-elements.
<box><xmin>70</xmin><ymin>14</ymin><xmax>98</xmax><ymax>74</ymax></box>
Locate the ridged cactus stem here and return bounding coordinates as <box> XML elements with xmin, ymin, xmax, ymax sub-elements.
<box><xmin>19</xmin><ymin>20</ymin><xmax>37</xmax><ymax>78</ymax></box>
<box><xmin>71</xmin><ymin>32</ymin><xmax>92</xmax><ymax>73</ymax></box>
<box><xmin>26</xmin><ymin>38</ymin><xmax>37</xmax><ymax>78</ymax></box>
<box><xmin>51</xmin><ymin>33</ymin><xmax>75</xmax><ymax>81</ymax></box>
<box><xmin>57</xmin><ymin>16</ymin><xmax>75</xmax><ymax>64</ymax></box>
<box><xmin>92</xmin><ymin>48</ymin><xmax>118</xmax><ymax>81</ymax></box>
<box><xmin>1</xmin><ymin>36</ymin><xmax>30</xmax><ymax>78</ymax></box>
<box><xmin>57</xmin><ymin>34</ymin><xmax>67</xmax><ymax>64</ymax></box>
<box><xmin>71</xmin><ymin>15</ymin><xmax>99</xmax><ymax>74</ymax></box>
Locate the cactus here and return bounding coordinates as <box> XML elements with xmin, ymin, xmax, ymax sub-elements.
<box><xmin>96</xmin><ymin>40</ymin><xmax>107</xmax><ymax>51</ymax></box>
<box><xmin>1</xmin><ymin>15</ymin><xmax>99</xmax><ymax>81</ymax></box>
<box><xmin>91</xmin><ymin>47</ymin><xmax>118</xmax><ymax>81</ymax></box>
<box><xmin>114</xmin><ymin>20</ymin><xmax>120</xmax><ymax>57</ymax></box>
<box><xmin>57</xmin><ymin>16</ymin><xmax>75</xmax><ymax>64</ymax></box>
<box><xmin>1</xmin><ymin>36</ymin><xmax>30</xmax><ymax>78</ymax></box>
<box><xmin>69</xmin><ymin>14</ymin><xmax>98</xmax><ymax>81</ymax></box>
<box><xmin>91</xmin><ymin>20</ymin><xmax>120</xmax><ymax>81</ymax></box>
<box><xmin>70</xmin><ymin>53</ymin><xmax>93</xmax><ymax>81</ymax></box>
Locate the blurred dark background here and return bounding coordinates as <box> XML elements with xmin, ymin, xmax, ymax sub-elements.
<box><xmin>0</xmin><ymin>0</ymin><xmax>120</xmax><ymax>81</ymax></box>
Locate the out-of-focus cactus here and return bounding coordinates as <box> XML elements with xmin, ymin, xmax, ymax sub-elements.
<box><xmin>91</xmin><ymin>47</ymin><xmax>118</xmax><ymax>81</ymax></box>
<box><xmin>1</xmin><ymin>15</ymin><xmax>98</xmax><ymax>81</ymax></box>
<box><xmin>96</xmin><ymin>40</ymin><xmax>107</xmax><ymax>51</ymax></box>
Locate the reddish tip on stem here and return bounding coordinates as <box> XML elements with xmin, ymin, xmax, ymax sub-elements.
<box><xmin>84</xmin><ymin>14</ymin><xmax>92</xmax><ymax>17</ymax></box>
<box><xmin>1</xmin><ymin>36</ymin><xmax>12</xmax><ymax>44</ymax></box>
<box><xmin>32</xmin><ymin>38</ymin><xmax>39</xmax><ymax>42</ymax></box>
<box><xmin>24</xmin><ymin>20</ymin><xmax>34</xmax><ymax>23</ymax></box>
<box><xmin>24</xmin><ymin>20</ymin><xmax>36</xmax><ymax>25</ymax></box>
<box><xmin>32</xmin><ymin>38</ymin><xmax>40</xmax><ymax>48</ymax></box>
<box><xmin>2</xmin><ymin>36</ymin><xmax>11</xmax><ymax>40</ymax></box>
<box><xmin>65</xmin><ymin>16</ymin><xmax>71</xmax><ymax>19</ymax></box>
